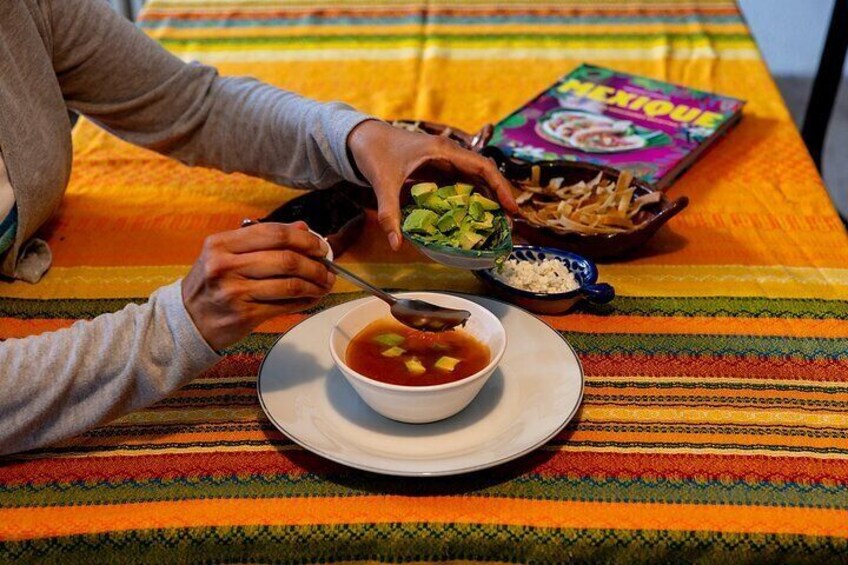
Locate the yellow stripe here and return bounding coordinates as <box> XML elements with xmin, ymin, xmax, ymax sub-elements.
<box><xmin>171</xmin><ymin>44</ymin><xmax>758</xmax><ymax>63</ymax></box>
<box><xmin>149</xmin><ymin>0</ymin><xmax>739</xmax><ymax>7</ymax></box>
<box><xmin>600</xmin><ymin>264</ymin><xmax>848</xmax><ymax>299</ymax></box>
<box><xmin>586</xmin><ymin>375</ymin><xmax>848</xmax><ymax>390</ymax></box>
<box><xmin>151</xmin><ymin>23</ymin><xmax>751</xmax><ymax>40</ymax></box>
<box><xmin>580</xmin><ymin>406</ymin><xmax>848</xmax><ymax>429</ymax></box>
<box><xmin>22</xmin><ymin>444</ymin><xmax>299</xmax><ymax>460</ymax></box>
<box><xmin>110</xmin><ymin>407</ymin><xmax>263</xmax><ymax>426</ymax></box>
<box><xmin>543</xmin><ymin>444</ymin><xmax>848</xmax><ymax>460</ymax></box>
<box><xmin>35</xmin><ymin>438</ymin><xmax>845</xmax><ymax>462</ymax></box>
<box><xmin>2</xmin><ymin>263</ymin><xmax>845</xmax><ymax>299</ymax></box>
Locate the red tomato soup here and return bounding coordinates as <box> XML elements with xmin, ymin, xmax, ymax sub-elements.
<box><xmin>345</xmin><ymin>318</ymin><xmax>490</xmax><ymax>386</ymax></box>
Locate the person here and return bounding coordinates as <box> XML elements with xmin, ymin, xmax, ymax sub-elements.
<box><xmin>0</xmin><ymin>0</ymin><xmax>517</xmax><ymax>455</ymax></box>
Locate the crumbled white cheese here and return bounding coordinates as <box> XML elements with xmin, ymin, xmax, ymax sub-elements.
<box><xmin>493</xmin><ymin>258</ymin><xmax>579</xmax><ymax>294</ymax></box>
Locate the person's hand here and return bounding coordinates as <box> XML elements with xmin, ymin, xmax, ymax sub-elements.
<box><xmin>347</xmin><ymin>120</ymin><xmax>519</xmax><ymax>250</ymax></box>
<box><xmin>181</xmin><ymin>222</ymin><xmax>335</xmax><ymax>351</ymax></box>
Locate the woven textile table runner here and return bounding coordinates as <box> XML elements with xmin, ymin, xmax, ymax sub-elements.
<box><xmin>1</xmin><ymin>0</ymin><xmax>847</xmax><ymax>561</ymax></box>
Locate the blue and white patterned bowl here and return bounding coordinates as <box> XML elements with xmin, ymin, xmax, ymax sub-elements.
<box><xmin>475</xmin><ymin>246</ymin><xmax>615</xmax><ymax>314</ymax></box>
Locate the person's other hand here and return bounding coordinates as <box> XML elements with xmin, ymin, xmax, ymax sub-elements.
<box><xmin>182</xmin><ymin>222</ymin><xmax>334</xmax><ymax>351</ymax></box>
<box><xmin>347</xmin><ymin>120</ymin><xmax>518</xmax><ymax>250</ymax></box>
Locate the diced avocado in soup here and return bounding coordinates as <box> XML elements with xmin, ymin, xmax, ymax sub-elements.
<box><xmin>434</xmin><ymin>356</ymin><xmax>461</xmax><ymax>371</ymax></box>
<box><xmin>405</xmin><ymin>358</ymin><xmax>426</xmax><ymax>374</ymax></box>
<box><xmin>381</xmin><ymin>346</ymin><xmax>406</xmax><ymax>358</ymax></box>
<box><xmin>347</xmin><ymin>319</ymin><xmax>491</xmax><ymax>386</ymax></box>
<box><xmin>373</xmin><ymin>333</ymin><xmax>405</xmax><ymax>347</ymax></box>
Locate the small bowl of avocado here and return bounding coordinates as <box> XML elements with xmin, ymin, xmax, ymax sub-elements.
<box><xmin>401</xmin><ymin>182</ymin><xmax>512</xmax><ymax>270</ymax></box>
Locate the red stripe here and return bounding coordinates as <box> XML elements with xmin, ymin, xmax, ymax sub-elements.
<box><xmin>141</xmin><ymin>6</ymin><xmax>741</xmax><ymax>22</ymax></box>
<box><xmin>203</xmin><ymin>352</ymin><xmax>847</xmax><ymax>382</ymax></box>
<box><xmin>2</xmin><ymin>449</ymin><xmax>845</xmax><ymax>487</ymax></box>
<box><xmin>581</xmin><ymin>354</ymin><xmax>847</xmax><ymax>382</ymax></box>
<box><xmin>530</xmin><ymin>450</ymin><xmax>848</xmax><ymax>485</ymax></box>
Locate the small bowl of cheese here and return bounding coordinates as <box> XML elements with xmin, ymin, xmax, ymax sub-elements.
<box><xmin>475</xmin><ymin>246</ymin><xmax>614</xmax><ymax>314</ymax></box>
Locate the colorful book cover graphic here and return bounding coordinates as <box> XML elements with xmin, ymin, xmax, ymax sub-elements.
<box><xmin>488</xmin><ymin>64</ymin><xmax>745</xmax><ymax>186</ymax></box>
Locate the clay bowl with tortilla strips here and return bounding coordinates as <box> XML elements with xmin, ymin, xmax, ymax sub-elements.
<box><xmin>483</xmin><ymin>147</ymin><xmax>688</xmax><ymax>260</ymax></box>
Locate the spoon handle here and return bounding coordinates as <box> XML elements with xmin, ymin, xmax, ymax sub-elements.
<box><xmin>319</xmin><ymin>257</ymin><xmax>397</xmax><ymax>306</ymax></box>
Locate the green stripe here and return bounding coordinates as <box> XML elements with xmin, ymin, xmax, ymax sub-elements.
<box><xmin>221</xmin><ymin>331</ymin><xmax>848</xmax><ymax>360</ymax></box>
<box><xmin>588</xmin><ymin>379</ymin><xmax>848</xmax><ymax>393</ymax></box>
<box><xmin>560</xmin><ymin>332</ymin><xmax>848</xmax><ymax>360</ymax></box>
<box><xmin>2</xmin><ymin>471</ymin><xmax>847</xmax><ymax>511</ymax></box>
<box><xmin>582</xmin><ymin>394</ymin><xmax>848</xmax><ymax>410</ymax></box>
<box><xmin>73</xmin><ymin>420</ymin><xmax>848</xmax><ymax>443</ymax></box>
<box><xmin>3</xmin><ymin>293</ymin><xmax>846</xmax><ymax>320</ymax></box>
<box><xmin>157</xmin><ymin>30</ymin><xmax>753</xmax><ymax>46</ymax></box>
<box><xmin>147</xmin><ymin>388</ymin><xmax>848</xmax><ymax>411</ymax></box>
<box><xmin>0</xmin><ymin>524</ymin><xmax>843</xmax><ymax>564</ymax></box>
<box><xmin>580</xmin><ymin>295</ymin><xmax>848</xmax><ymax>320</ymax></box>
<box><xmin>28</xmin><ymin>437</ymin><xmax>848</xmax><ymax>458</ymax></box>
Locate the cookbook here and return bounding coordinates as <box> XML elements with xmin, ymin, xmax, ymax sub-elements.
<box><xmin>487</xmin><ymin>64</ymin><xmax>745</xmax><ymax>189</ymax></box>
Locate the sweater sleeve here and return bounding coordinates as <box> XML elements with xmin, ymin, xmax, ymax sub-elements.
<box><xmin>0</xmin><ymin>280</ymin><xmax>221</xmax><ymax>456</ymax></box>
<box><xmin>44</xmin><ymin>0</ymin><xmax>371</xmax><ymax>188</ymax></box>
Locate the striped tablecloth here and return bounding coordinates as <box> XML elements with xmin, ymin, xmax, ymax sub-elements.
<box><xmin>2</xmin><ymin>0</ymin><xmax>848</xmax><ymax>561</ymax></box>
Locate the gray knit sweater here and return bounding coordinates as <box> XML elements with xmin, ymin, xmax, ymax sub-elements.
<box><xmin>0</xmin><ymin>0</ymin><xmax>370</xmax><ymax>455</ymax></box>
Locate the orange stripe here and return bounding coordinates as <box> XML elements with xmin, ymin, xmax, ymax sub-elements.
<box><xmin>545</xmin><ymin>315</ymin><xmax>848</xmax><ymax>338</ymax></box>
<box><xmin>586</xmin><ymin>384</ymin><xmax>847</xmax><ymax>405</ymax></box>
<box><xmin>2</xmin><ymin>497</ymin><xmax>846</xmax><ymax>540</ymax></box>
<box><xmin>563</xmin><ymin>428</ymin><xmax>847</xmax><ymax>451</ymax></box>
<box><xmin>5</xmin><ymin>315</ymin><xmax>847</xmax><ymax>341</ymax></box>
<box><xmin>0</xmin><ymin>319</ymin><xmax>76</xmax><ymax>338</ymax></box>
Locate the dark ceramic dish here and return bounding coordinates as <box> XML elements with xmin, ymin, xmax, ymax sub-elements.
<box><xmin>258</xmin><ymin>187</ymin><xmax>366</xmax><ymax>258</ymax></box>
<box><xmin>482</xmin><ymin>147</ymin><xmax>689</xmax><ymax>260</ymax></box>
<box><xmin>475</xmin><ymin>246</ymin><xmax>614</xmax><ymax>315</ymax></box>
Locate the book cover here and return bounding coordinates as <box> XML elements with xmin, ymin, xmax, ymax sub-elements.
<box><xmin>487</xmin><ymin>64</ymin><xmax>745</xmax><ymax>189</ymax></box>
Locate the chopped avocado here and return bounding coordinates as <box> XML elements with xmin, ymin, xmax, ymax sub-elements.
<box><xmin>470</xmin><ymin>193</ymin><xmax>500</xmax><ymax>211</ymax></box>
<box><xmin>405</xmin><ymin>358</ymin><xmax>426</xmax><ymax>374</ymax></box>
<box><xmin>471</xmin><ymin>212</ymin><xmax>495</xmax><ymax>230</ymax></box>
<box><xmin>373</xmin><ymin>333</ymin><xmax>405</xmax><ymax>347</ymax></box>
<box><xmin>450</xmin><ymin>206</ymin><xmax>467</xmax><ymax>223</ymax></box>
<box><xmin>458</xmin><ymin>230</ymin><xmax>485</xmax><ymax>250</ymax></box>
<box><xmin>468</xmin><ymin>200</ymin><xmax>485</xmax><ymax>221</ymax></box>
<box><xmin>402</xmin><ymin>182</ymin><xmax>511</xmax><ymax>255</ymax></box>
<box><xmin>445</xmin><ymin>194</ymin><xmax>470</xmax><ymax>208</ymax></box>
<box><xmin>381</xmin><ymin>346</ymin><xmax>406</xmax><ymax>358</ymax></box>
<box><xmin>454</xmin><ymin>183</ymin><xmax>474</xmax><ymax>196</ymax></box>
<box><xmin>434</xmin><ymin>356</ymin><xmax>461</xmax><ymax>371</ymax></box>
<box><xmin>423</xmin><ymin>193</ymin><xmax>451</xmax><ymax>213</ymax></box>
<box><xmin>436</xmin><ymin>185</ymin><xmax>457</xmax><ymax>198</ymax></box>
<box><xmin>436</xmin><ymin>211</ymin><xmax>460</xmax><ymax>233</ymax></box>
<box><xmin>402</xmin><ymin>208</ymin><xmax>438</xmax><ymax>235</ymax></box>
<box><xmin>410</xmin><ymin>182</ymin><xmax>437</xmax><ymax>205</ymax></box>
<box><xmin>430</xmin><ymin>342</ymin><xmax>451</xmax><ymax>351</ymax></box>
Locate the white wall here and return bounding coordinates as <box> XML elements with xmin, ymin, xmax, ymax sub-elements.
<box><xmin>739</xmin><ymin>0</ymin><xmax>842</xmax><ymax>77</ymax></box>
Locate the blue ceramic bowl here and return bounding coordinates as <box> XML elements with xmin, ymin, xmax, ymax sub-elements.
<box><xmin>475</xmin><ymin>246</ymin><xmax>615</xmax><ymax>314</ymax></box>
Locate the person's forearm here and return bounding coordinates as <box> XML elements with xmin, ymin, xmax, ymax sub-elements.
<box><xmin>50</xmin><ymin>0</ymin><xmax>371</xmax><ymax>189</ymax></box>
<box><xmin>0</xmin><ymin>281</ymin><xmax>219</xmax><ymax>456</ymax></box>
<box><xmin>161</xmin><ymin>73</ymin><xmax>372</xmax><ymax>189</ymax></box>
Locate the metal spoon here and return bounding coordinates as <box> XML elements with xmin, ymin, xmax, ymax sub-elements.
<box><xmin>241</xmin><ymin>217</ymin><xmax>470</xmax><ymax>331</ymax></box>
<box><xmin>318</xmin><ymin>258</ymin><xmax>471</xmax><ymax>332</ymax></box>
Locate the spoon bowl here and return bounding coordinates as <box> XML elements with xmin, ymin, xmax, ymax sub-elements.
<box><xmin>319</xmin><ymin>258</ymin><xmax>471</xmax><ymax>332</ymax></box>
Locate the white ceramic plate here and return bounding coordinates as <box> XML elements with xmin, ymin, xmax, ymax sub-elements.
<box><xmin>257</xmin><ymin>293</ymin><xmax>584</xmax><ymax>477</ymax></box>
